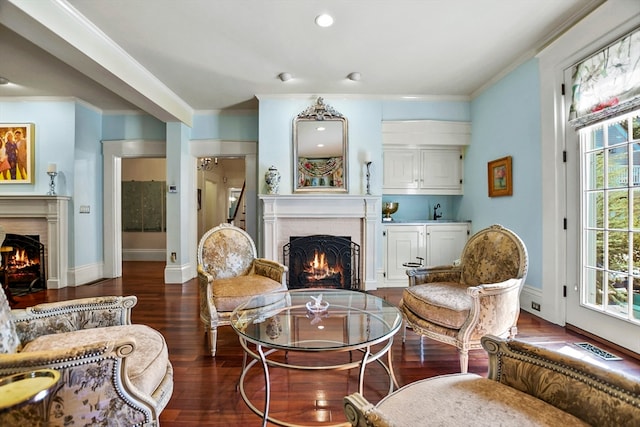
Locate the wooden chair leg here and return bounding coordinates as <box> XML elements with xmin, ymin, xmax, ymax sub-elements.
<box><xmin>459</xmin><ymin>350</ymin><xmax>469</xmax><ymax>374</ymax></box>
<box><xmin>209</xmin><ymin>327</ymin><xmax>218</xmax><ymax>357</ymax></box>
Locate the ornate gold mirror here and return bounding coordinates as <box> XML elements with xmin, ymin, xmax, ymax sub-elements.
<box><xmin>293</xmin><ymin>98</ymin><xmax>348</xmax><ymax>193</ymax></box>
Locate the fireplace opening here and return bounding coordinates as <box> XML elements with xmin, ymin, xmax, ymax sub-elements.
<box><xmin>284</xmin><ymin>235</ymin><xmax>360</xmax><ymax>290</ymax></box>
<box><xmin>0</xmin><ymin>233</ymin><xmax>46</xmax><ymax>297</ymax></box>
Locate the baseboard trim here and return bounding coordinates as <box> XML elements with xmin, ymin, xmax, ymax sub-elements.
<box><xmin>566</xmin><ymin>323</ymin><xmax>640</xmax><ymax>362</ymax></box>
<box><xmin>67</xmin><ymin>262</ymin><xmax>104</xmax><ymax>287</ymax></box>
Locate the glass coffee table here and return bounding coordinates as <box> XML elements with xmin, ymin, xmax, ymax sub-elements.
<box><xmin>231</xmin><ymin>288</ymin><xmax>402</xmax><ymax>427</ymax></box>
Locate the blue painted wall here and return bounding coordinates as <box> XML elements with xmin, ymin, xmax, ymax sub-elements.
<box><xmin>460</xmin><ymin>58</ymin><xmax>542</xmax><ymax>288</ymax></box>
<box><xmin>73</xmin><ymin>104</ymin><xmax>103</xmax><ymax>267</ymax></box>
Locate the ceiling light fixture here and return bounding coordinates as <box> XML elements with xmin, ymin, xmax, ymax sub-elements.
<box><xmin>315</xmin><ymin>14</ymin><xmax>334</xmax><ymax>27</ymax></box>
<box><xmin>278</xmin><ymin>72</ymin><xmax>292</xmax><ymax>82</ymax></box>
<box><xmin>0</xmin><ymin>77</ymin><xmax>9</xmax><ymax>85</ymax></box>
<box><xmin>347</xmin><ymin>72</ymin><xmax>361</xmax><ymax>81</ymax></box>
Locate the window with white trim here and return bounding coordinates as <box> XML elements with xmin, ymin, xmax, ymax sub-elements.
<box><xmin>580</xmin><ymin>111</ymin><xmax>640</xmax><ymax>321</ymax></box>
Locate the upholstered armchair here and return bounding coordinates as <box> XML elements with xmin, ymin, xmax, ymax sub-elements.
<box><xmin>400</xmin><ymin>224</ymin><xmax>528</xmax><ymax>373</ymax></box>
<box><xmin>0</xmin><ymin>287</ymin><xmax>173</xmax><ymax>426</ymax></box>
<box><xmin>197</xmin><ymin>223</ymin><xmax>288</xmax><ymax>356</ymax></box>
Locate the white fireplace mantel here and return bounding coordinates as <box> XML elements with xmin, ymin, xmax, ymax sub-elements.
<box><xmin>259</xmin><ymin>194</ymin><xmax>381</xmax><ymax>290</ymax></box>
<box><xmin>0</xmin><ymin>195</ymin><xmax>69</xmax><ymax>289</ymax></box>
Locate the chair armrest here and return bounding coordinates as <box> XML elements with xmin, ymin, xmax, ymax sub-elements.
<box><xmin>467</xmin><ymin>278</ymin><xmax>521</xmax><ymax>296</ymax></box>
<box><xmin>0</xmin><ymin>339</ymin><xmax>158</xmax><ymax>426</ymax></box>
<box><xmin>344</xmin><ymin>392</ymin><xmax>396</xmax><ymax>427</ymax></box>
<box><xmin>252</xmin><ymin>258</ymin><xmax>288</xmax><ymax>284</ymax></box>
<box><xmin>482</xmin><ymin>335</ymin><xmax>640</xmax><ymax>426</ymax></box>
<box><xmin>198</xmin><ymin>264</ymin><xmax>214</xmax><ymax>282</ymax></box>
<box><xmin>12</xmin><ymin>296</ymin><xmax>137</xmax><ymax>344</ymax></box>
<box><xmin>461</xmin><ymin>278</ymin><xmax>522</xmax><ymax>340</ymax></box>
<box><xmin>406</xmin><ymin>266</ymin><xmax>461</xmax><ymax>286</ymax></box>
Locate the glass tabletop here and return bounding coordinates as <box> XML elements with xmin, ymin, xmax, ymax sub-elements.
<box><xmin>231</xmin><ymin>289</ymin><xmax>402</xmax><ymax>351</ymax></box>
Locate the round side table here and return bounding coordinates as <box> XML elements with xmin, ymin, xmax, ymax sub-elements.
<box><xmin>0</xmin><ymin>369</ymin><xmax>60</xmax><ymax>420</ymax></box>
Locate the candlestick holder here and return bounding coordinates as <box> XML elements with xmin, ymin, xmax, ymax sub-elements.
<box><xmin>47</xmin><ymin>171</ymin><xmax>58</xmax><ymax>196</ymax></box>
<box><xmin>365</xmin><ymin>161</ymin><xmax>372</xmax><ymax>195</ymax></box>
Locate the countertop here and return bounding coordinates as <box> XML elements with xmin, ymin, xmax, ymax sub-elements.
<box><xmin>382</xmin><ymin>219</ymin><xmax>471</xmax><ymax>224</ymax></box>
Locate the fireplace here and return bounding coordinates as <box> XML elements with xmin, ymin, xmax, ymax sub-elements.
<box><xmin>284</xmin><ymin>235</ymin><xmax>360</xmax><ymax>290</ymax></box>
<box><xmin>259</xmin><ymin>195</ymin><xmax>381</xmax><ymax>291</ymax></box>
<box><xmin>1</xmin><ymin>233</ymin><xmax>46</xmax><ymax>296</ymax></box>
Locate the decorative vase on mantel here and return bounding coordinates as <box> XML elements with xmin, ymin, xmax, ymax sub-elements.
<box><xmin>265</xmin><ymin>165</ymin><xmax>281</xmax><ymax>194</ymax></box>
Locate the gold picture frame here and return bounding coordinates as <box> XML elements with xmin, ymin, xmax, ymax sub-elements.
<box><xmin>0</xmin><ymin>123</ymin><xmax>35</xmax><ymax>183</ymax></box>
<box><xmin>488</xmin><ymin>156</ymin><xmax>512</xmax><ymax>197</ymax></box>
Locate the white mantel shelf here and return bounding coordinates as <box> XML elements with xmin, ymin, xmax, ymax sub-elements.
<box><xmin>259</xmin><ymin>194</ymin><xmax>381</xmax><ymax>290</ymax></box>
<box><xmin>0</xmin><ymin>195</ymin><xmax>70</xmax><ymax>289</ymax></box>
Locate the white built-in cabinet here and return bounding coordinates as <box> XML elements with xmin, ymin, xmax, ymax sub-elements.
<box><xmin>383</xmin><ymin>222</ymin><xmax>470</xmax><ymax>287</ymax></box>
<box><xmin>382</xmin><ymin>120</ymin><xmax>471</xmax><ymax>195</ymax></box>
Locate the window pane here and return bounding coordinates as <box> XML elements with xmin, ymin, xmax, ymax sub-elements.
<box><xmin>607</xmin><ymin>190</ymin><xmax>628</xmax><ymax>229</ymax></box>
<box><xmin>633</xmin><ymin>232</ymin><xmax>640</xmax><ymax>274</ymax></box>
<box><xmin>584</xmin><ymin>267</ymin><xmax>603</xmax><ymax>307</ymax></box>
<box><xmin>607</xmin><ymin>146</ymin><xmax>628</xmax><ymax>188</ymax></box>
<box><xmin>585</xmin><ymin>191</ymin><xmax>604</xmax><ymax>228</ymax></box>
<box><xmin>607</xmin><ymin>271</ymin><xmax>628</xmax><ymax>317</ymax></box>
<box><xmin>608</xmin><ymin>231</ymin><xmax>628</xmax><ymax>272</ymax></box>
<box><xmin>584</xmin><ymin>229</ymin><xmax>604</xmax><ymax>269</ymax></box>
<box><xmin>588</xmin><ymin>126</ymin><xmax>604</xmax><ymax>150</ymax></box>
<box><xmin>608</xmin><ymin>120</ymin><xmax>629</xmax><ymax>146</ymax></box>
<box><xmin>634</xmin><ymin>188</ymin><xmax>640</xmax><ymax>230</ymax></box>
<box><xmin>585</xmin><ymin>151</ymin><xmax>604</xmax><ymax>190</ymax></box>
<box><xmin>634</xmin><ymin>143</ymin><xmax>640</xmax><ymax>186</ymax></box>
<box><xmin>632</xmin><ymin>115</ymin><xmax>640</xmax><ymax>141</ymax></box>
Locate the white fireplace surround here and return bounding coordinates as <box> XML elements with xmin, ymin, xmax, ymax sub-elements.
<box><xmin>259</xmin><ymin>195</ymin><xmax>381</xmax><ymax>291</ymax></box>
<box><xmin>0</xmin><ymin>195</ymin><xmax>69</xmax><ymax>289</ymax></box>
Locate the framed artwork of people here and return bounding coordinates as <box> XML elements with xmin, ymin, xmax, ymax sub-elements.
<box><xmin>0</xmin><ymin>124</ymin><xmax>35</xmax><ymax>184</ymax></box>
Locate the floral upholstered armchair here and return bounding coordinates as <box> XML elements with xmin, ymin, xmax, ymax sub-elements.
<box><xmin>400</xmin><ymin>224</ymin><xmax>528</xmax><ymax>373</ymax></box>
<box><xmin>0</xmin><ymin>286</ymin><xmax>173</xmax><ymax>426</ymax></box>
<box><xmin>197</xmin><ymin>223</ymin><xmax>288</xmax><ymax>356</ymax></box>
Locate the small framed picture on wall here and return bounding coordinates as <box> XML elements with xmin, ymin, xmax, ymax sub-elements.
<box><xmin>488</xmin><ymin>156</ymin><xmax>512</xmax><ymax>197</ymax></box>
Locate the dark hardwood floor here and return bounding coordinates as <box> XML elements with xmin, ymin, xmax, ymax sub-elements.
<box><xmin>11</xmin><ymin>262</ymin><xmax>640</xmax><ymax>426</ymax></box>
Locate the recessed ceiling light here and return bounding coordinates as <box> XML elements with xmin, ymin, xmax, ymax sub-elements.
<box><xmin>315</xmin><ymin>14</ymin><xmax>334</xmax><ymax>27</ymax></box>
<box><xmin>347</xmin><ymin>72</ymin><xmax>361</xmax><ymax>81</ymax></box>
<box><xmin>278</xmin><ymin>72</ymin><xmax>292</xmax><ymax>82</ymax></box>
<box><xmin>316</xmin><ymin>126</ymin><xmax>326</xmax><ymax>131</ymax></box>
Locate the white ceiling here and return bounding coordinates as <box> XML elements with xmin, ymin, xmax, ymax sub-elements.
<box><xmin>0</xmin><ymin>0</ymin><xmax>605</xmax><ymax>122</ymax></box>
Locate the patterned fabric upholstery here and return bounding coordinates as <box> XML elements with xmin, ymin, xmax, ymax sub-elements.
<box><xmin>0</xmin><ymin>287</ymin><xmax>173</xmax><ymax>426</ymax></box>
<box><xmin>400</xmin><ymin>224</ymin><xmax>528</xmax><ymax>373</ymax></box>
<box><xmin>0</xmin><ymin>225</ymin><xmax>20</xmax><ymax>353</ymax></box>
<box><xmin>344</xmin><ymin>335</ymin><xmax>640</xmax><ymax>426</ymax></box>
<box><xmin>197</xmin><ymin>223</ymin><xmax>288</xmax><ymax>356</ymax></box>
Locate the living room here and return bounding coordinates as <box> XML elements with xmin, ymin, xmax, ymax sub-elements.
<box><xmin>0</xmin><ymin>0</ymin><xmax>639</xmax><ymax>425</ymax></box>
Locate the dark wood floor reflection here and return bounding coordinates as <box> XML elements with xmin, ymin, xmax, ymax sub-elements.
<box><xmin>13</xmin><ymin>262</ymin><xmax>640</xmax><ymax>426</ymax></box>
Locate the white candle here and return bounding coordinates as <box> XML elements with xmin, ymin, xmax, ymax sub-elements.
<box><xmin>363</xmin><ymin>152</ymin><xmax>372</xmax><ymax>163</ymax></box>
<box><xmin>47</xmin><ymin>163</ymin><xmax>57</xmax><ymax>173</ymax></box>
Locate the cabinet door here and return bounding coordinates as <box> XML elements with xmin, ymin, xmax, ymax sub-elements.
<box><xmin>385</xmin><ymin>225</ymin><xmax>425</xmax><ymax>282</ymax></box>
<box><xmin>426</xmin><ymin>224</ymin><xmax>469</xmax><ymax>267</ymax></box>
<box><xmin>383</xmin><ymin>149</ymin><xmax>420</xmax><ymax>189</ymax></box>
<box><xmin>421</xmin><ymin>149</ymin><xmax>462</xmax><ymax>192</ymax></box>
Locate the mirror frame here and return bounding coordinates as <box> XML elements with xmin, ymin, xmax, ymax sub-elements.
<box><xmin>293</xmin><ymin>97</ymin><xmax>348</xmax><ymax>193</ymax></box>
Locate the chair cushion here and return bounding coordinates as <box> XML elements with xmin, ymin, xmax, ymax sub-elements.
<box><xmin>0</xmin><ymin>288</ymin><xmax>20</xmax><ymax>353</ymax></box>
<box><xmin>402</xmin><ymin>282</ymin><xmax>471</xmax><ymax>329</ymax></box>
<box><xmin>22</xmin><ymin>324</ymin><xmax>168</xmax><ymax>396</ymax></box>
<box><xmin>375</xmin><ymin>373</ymin><xmax>589</xmax><ymax>426</ymax></box>
<box><xmin>211</xmin><ymin>274</ymin><xmax>284</xmax><ymax>312</ymax></box>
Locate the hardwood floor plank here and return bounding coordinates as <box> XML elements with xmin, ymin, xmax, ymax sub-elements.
<box><xmin>9</xmin><ymin>261</ymin><xmax>640</xmax><ymax>426</ymax></box>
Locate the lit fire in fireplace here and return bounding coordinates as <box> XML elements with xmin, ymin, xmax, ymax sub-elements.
<box><xmin>303</xmin><ymin>250</ymin><xmax>343</xmax><ymax>285</ymax></box>
<box><xmin>9</xmin><ymin>248</ymin><xmax>38</xmax><ymax>268</ymax></box>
